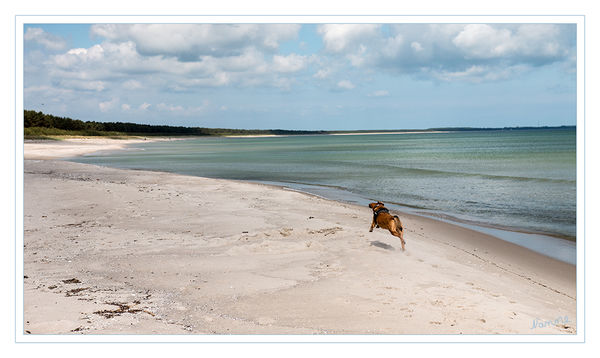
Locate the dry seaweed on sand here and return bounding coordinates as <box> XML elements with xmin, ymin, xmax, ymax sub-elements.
<box><xmin>94</xmin><ymin>301</ymin><xmax>155</xmax><ymax>319</ymax></box>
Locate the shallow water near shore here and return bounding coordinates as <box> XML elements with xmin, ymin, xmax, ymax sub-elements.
<box><xmin>71</xmin><ymin>128</ymin><xmax>576</xmax><ymax>264</ymax></box>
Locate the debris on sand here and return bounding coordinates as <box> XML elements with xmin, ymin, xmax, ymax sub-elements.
<box><xmin>62</xmin><ymin>278</ymin><xmax>81</xmax><ymax>284</ymax></box>
<box><xmin>94</xmin><ymin>301</ymin><xmax>155</xmax><ymax>319</ymax></box>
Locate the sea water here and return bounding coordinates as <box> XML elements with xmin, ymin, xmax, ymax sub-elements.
<box><xmin>71</xmin><ymin>128</ymin><xmax>576</xmax><ymax>263</ymax></box>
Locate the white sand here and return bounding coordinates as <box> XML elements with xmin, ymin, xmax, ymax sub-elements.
<box><xmin>24</xmin><ymin>137</ymin><xmax>181</xmax><ymax>160</ymax></box>
<box><xmin>23</xmin><ymin>139</ymin><xmax>576</xmax><ymax>335</ymax></box>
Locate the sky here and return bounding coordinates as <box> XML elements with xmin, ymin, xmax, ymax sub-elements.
<box><xmin>23</xmin><ymin>23</ymin><xmax>577</xmax><ymax>130</ymax></box>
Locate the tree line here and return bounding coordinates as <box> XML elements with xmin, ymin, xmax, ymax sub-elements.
<box><xmin>24</xmin><ymin>110</ymin><xmax>574</xmax><ymax>138</ymax></box>
<box><xmin>24</xmin><ymin>110</ymin><xmax>328</xmax><ymax>137</ymax></box>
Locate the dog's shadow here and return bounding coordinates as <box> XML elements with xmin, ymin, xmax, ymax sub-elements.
<box><xmin>369</xmin><ymin>240</ymin><xmax>395</xmax><ymax>251</ymax></box>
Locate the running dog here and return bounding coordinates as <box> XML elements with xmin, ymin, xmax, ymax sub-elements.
<box><xmin>368</xmin><ymin>201</ymin><xmax>406</xmax><ymax>251</ymax></box>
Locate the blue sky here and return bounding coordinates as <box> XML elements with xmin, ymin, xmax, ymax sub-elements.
<box><xmin>23</xmin><ymin>23</ymin><xmax>577</xmax><ymax>130</ymax></box>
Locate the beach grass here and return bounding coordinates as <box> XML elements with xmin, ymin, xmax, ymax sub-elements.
<box><xmin>24</xmin><ymin>126</ymin><xmax>128</xmax><ymax>140</ymax></box>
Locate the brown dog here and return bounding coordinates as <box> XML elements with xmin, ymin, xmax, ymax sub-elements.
<box><xmin>368</xmin><ymin>201</ymin><xmax>406</xmax><ymax>251</ymax></box>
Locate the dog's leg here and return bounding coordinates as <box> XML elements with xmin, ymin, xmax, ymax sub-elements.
<box><xmin>399</xmin><ymin>232</ymin><xmax>406</xmax><ymax>251</ymax></box>
<box><xmin>369</xmin><ymin>217</ymin><xmax>376</xmax><ymax>232</ymax></box>
<box><xmin>393</xmin><ymin>216</ymin><xmax>406</xmax><ymax>251</ymax></box>
<box><xmin>389</xmin><ymin>228</ymin><xmax>406</xmax><ymax>251</ymax></box>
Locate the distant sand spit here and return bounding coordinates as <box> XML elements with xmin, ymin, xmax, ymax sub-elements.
<box><xmin>24</xmin><ymin>137</ymin><xmax>185</xmax><ymax>160</ymax></box>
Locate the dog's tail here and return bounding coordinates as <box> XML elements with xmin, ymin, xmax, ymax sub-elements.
<box><xmin>393</xmin><ymin>216</ymin><xmax>402</xmax><ymax>230</ymax></box>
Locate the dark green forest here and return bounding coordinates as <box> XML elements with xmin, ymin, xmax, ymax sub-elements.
<box><xmin>24</xmin><ymin>110</ymin><xmax>328</xmax><ymax>138</ymax></box>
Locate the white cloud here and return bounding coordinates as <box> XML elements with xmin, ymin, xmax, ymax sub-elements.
<box><xmin>58</xmin><ymin>79</ymin><xmax>105</xmax><ymax>92</ymax></box>
<box><xmin>55</xmin><ymin>45</ymin><xmax>106</xmax><ymax>68</ymax></box>
<box><xmin>139</xmin><ymin>102</ymin><xmax>151</xmax><ymax>111</ymax></box>
<box><xmin>121</xmin><ymin>104</ymin><xmax>131</xmax><ymax>111</ymax></box>
<box><xmin>380</xmin><ymin>34</ymin><xmax>404</xmax><ymax>58</ymax></box>
<box><xmin>91</xmin><ymin>24</ymin><xmax>300</xmax><ymax>60</ymax></box>
<box><xmin>157</xmin><ymin>103</ymin><xmax>184</xmax><ymax>112</ymax></box>
<box><xmin>347</xmin><ymin>44</ymin><xmax>368</xmax><ymax>67</ymax></box>
<box><xmin>99</xmin><ymin>98</ymin><xmax>119</xmax><ymax>112</ymax></box>
<box><xmin>123</xmin><ymin>80</ymin><xmax>142</xmax><ymax>90</ymax></box>
<box><xmin>317</xmin><ymin>24</ymin><xmax>380</xmax><ymax>53</ymax></box>
<box><xmin>51</xmin><ymin>42</ymin><xmax>141</xmax><ymax>80</ymax></box>
<box><xmin>167</xmin><ymin>72</ymin><xmax>232</xmax><ymax>90</ymax></box>
<box><xmin>272</xmin><ymin>54</ymin><xmax>307</xmax><ymax>73</ymax></box>
<box><xmin>453</xmin><ymin>24</ymin><xmax>570</xmax><ymax>62</ymax></box>
<box><xmin>337</xmin><ymin>80</ymin><xmax>355</xmax><ymax>90</ymax></box>
<box><xmin>24</xmin><ymin>27</ymin><xmax>67</xmax><ymax>51</ymax></box>
<box><xmin>314</xmin><ymin>68</ymin><xmax>332</xmax><ymax>79</ymax></box>
<box><xmin>425</xmin><ymin>64</ymin><xmax>530</xmax><ymax>83</ymax></box>
<box><xmin>411</xmin><ymin>42</ymin><xmax>424</xmax><ymax>52</ymax></box>
<box><xmin>452</xmin><ymin>24</ymin><xmax>515</xmax><ymax>59</ymax></box>
<box><xmin>154</xmin><ymin>100</ymin><xmax>211</xmax><ymax>116</ymax></box>
<box><xmin>206</xmin><ymin>47</ymin><xmax>267</xmax><ymax>73</ymax></box>
<box><xmin>47</xmin><ymin>37</ymin><xmax>310</xmax><ymax>92</ymax></box>
<box><xmin>316</xmin><ymin>23</ymin><xmax>575</xmax><ymax>83</ymax></box>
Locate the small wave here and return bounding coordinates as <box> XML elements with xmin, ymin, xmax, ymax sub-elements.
<box><xmin>363</xmin><ymin>163</ymin><xmax>575</xmax><ymax>184</ymax></box>
<box><xmin>414</xmin><ymin>210</ymin><xmax>576</xmax><ymax>242</ymax></box>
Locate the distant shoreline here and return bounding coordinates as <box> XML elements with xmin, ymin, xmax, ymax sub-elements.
<box><xmin>25</xmin><ymin>109</ymin><xmax>575</xmax><ymax>139</ymax></box>
<box><xmin>223</xmin><ymin>131</ymin><xmax>451</xmax><ymax>138</ymax></box>
<box><xmin>330</xmin><ymin>130</ymin><xmax>449</xmax><ymax>136</ymax></box>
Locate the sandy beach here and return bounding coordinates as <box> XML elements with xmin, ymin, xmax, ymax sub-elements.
<box><xmin>23</xmin><ymin>137</ymin><xmax>183</xmax><ymax>160</ymax></box>
<box><xmin>23</xmin><ymin>139</ymin><xmax>576</xmax><ymax>336</ymax></box>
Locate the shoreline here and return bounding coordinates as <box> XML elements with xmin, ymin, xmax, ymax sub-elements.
<box><xmin>22</xmin><ymin>138</ymin><xmax>576</xmax><ymax>335</ymax></box>
<box><xmin>247</xmin><ymin>179</ymin><xmax>575</xmax><ymax>265</ymax></box>
<box><xmin>281</xmin><ymin>181</ymin><xmax>577</xmax><ymax>264</ymax></box>
<box><xmin>258</xmin><ymin>178</ymin><xmax>576</xmax><ymax>242</ymax></box>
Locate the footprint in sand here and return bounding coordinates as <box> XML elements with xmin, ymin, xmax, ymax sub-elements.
<box><xmin>308</xmin><ymin>227</ymin><xmax>343</xmax><ymax>236</ymax></box>
<box><xmin>431</xmin><ymin>299</ymin><xmax>445</xmax><ymax>306</ymax></box>
<box><xmin>279</xmin><ymin>228</ymin><xmax>293</xmax><ymax>237</ymax></box>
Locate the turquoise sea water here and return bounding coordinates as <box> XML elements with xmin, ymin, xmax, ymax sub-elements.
<box><xmin>72</xmin><ymin>128</ymin><xmax>576</xmax><ymax>246</ymax></box>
